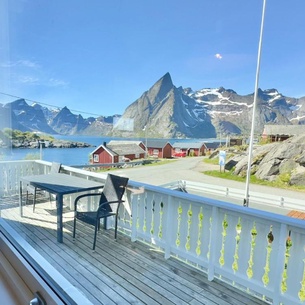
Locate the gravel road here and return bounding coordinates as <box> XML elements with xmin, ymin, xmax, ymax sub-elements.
<box><xmin>109</xmin><ymin>157</ymin><xmax>305</xmax><ymax>215</ymax></box>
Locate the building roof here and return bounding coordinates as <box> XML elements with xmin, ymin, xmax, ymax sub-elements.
<box><xmin>146</xmin><ymin>139</ymin><xmax>172</xmax><ymax>148</ymax></box>
<box><xmin>108</xmin><ymin>140</ymin><xmax>144</xmax><ymax>146</ymax></box>
<box><xmin>90</xmin><ymin>142</ymin><xmax>145</xmax><ymax>156</ymax></box>
<box><xmin>204</xmin><ymin>142</ymin><xmax>221</xmax><ymax>149</ymax></box>
<box><xmin>172</xmin><ymin>142</ymin><xmax>207</xmax><ymax>149</ymax></box>
<box><xmin>263</xmin><ymin>125</ymin><xmax>305</xmax><ymax>136</ymax></box>
<box><xmin>107</xmin><ymin>143</ymin><xmax>145</xmax><ymax>155</ymax></box>
<box><xmin>90</xmin><ymin>144</ymin><xmax>117</xmax><ymax>156</ymax></box>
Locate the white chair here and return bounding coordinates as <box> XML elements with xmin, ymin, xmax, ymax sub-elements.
<box><xmin>26</xmin><ymin>162</ymin><xmax>62</xmax><ymax>211</ymax></box>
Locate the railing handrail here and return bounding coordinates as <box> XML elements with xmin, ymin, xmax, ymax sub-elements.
<box><xmin>129</xmin><ymin>179</ymin><xmax>305</xmax><ymax>230</ymax></box>
<box><xmin>1</xmin><ymin>160</ymin><xmax>305</xmax><ymax>305</ymax></box>
<box><xmin>161</xmin><ymin>180</ymin><xmax>305</xmax><ymax>212</ymax></box>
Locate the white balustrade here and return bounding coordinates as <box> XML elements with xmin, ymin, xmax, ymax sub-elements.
<box><xmin>1</xmin><ymin>160</ymin><xmax>305</xmax><ymax>304</ymax></box>
<box><xmin>120</xmin><ymin>182</ymin><xmax>305</xmax><ymax>305</ymax></box>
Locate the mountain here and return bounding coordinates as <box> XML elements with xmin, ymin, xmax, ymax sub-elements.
<box><xmin>114</xmin><ymin>73</ymin><xmax>216</xmax><ymax>138</ymax></box>
<box><xmin>1</xmin><ymin>99</ymin><xmax>56</xmax><ymax>134</ymax></box>
<box><xmin>1</xmin><ymin>73</ymin><xmax>304</xmax><ymax>138</ymax></box>
<box><xmin>186</xmin><ymin>87</ymin><xmax>295</xmax><ymax>137</ymax></box>
<box><xmin>50</xmin><ymin>106</ymin><xmax>87</xmax><ymax>134</ymax></box>
<box><xmin>0</xmin><ymin>100</ymin><xmax>117</xmax><ymax>136</ymax></box>
<box><xmin>115</xmin><ymin>73</ymin><xmax>304</xmax><ymax>138</ymax></box>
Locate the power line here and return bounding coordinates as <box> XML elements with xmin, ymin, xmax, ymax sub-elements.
<box><xmin>0</xmin><ymin>91</ymin><xmax>105</xmax><ymax>117</ymax></box>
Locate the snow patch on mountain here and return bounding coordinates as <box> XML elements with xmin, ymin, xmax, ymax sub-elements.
<box><xmin>290</xmin><ymin>115</ymin><xmax>305</xmax><ymax>122</ymax></box>
<box><xmin>290</xmin><ymin>105</ymin><xmax>301</xmax><ymax>111</ymax></box>
<box><xmin>209</xmin><ymin>110</ymin><xmax>243</xmax><ymax>118</ymax></box>
<box><xmin>192</xmin><ymin>88</ymin><xmax>223</xmax><ymax>99</ymax></box>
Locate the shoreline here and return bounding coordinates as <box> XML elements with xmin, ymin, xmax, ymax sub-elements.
<box><xmin>3</xmin><ymin>139</ymin><xmax>94</xmax><ymax>149</ymax></box>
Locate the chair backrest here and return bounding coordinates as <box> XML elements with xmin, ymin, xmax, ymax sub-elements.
<box><xmin>99</xmin><ymin>174</ymin><xmax>129</xmax><ymax>208</ymax></box>
<box><xmin>50</xmin><ymin>162</ymin><xmax>62</xmax><ymax>173</ymax></box>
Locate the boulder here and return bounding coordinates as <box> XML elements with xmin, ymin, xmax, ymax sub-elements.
<box><xmin>279</xmin><ymin>159</ymin><xmax>298</xmax><ymax>174</ymax></box>
<box><xmin>260</xmin><ymin>142</ymin><xmax>303</xmax><ymax>163</ymax></box>
<box><xmin>225</xmin><ymin>154</ymin><xmax>245</xmax><ymax>171</ymax></box>
<box><xmin>229</xmin><ymin>135</ymin><xmax>305</xmax><ymax>186</ymax></box>
<box><xmin>290</xmin><ymin>165</ymin><xmax>305</xmax><ymax>186</ymax></box>
<box><xmin>255</xmin><ymin>159</ymin><xmax>281</xmax><ymax>180</ymax></box>
<box><xmin>295</xmin><ymin>151</ymin><xmax>305</xmax><ymax>166</ymax></box>
<box><xmin>233</xmin><ymin>143</ymin><xmax>275</xmax><ymax>176</ymax></box>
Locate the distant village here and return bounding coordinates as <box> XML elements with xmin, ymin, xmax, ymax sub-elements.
<box><xmin>90</xmin><ymin>139</ymin><xmax>216</xmax><ymax>164</ymax></box>
<box><xmin>89</xmin><ymin>124</ymin><xmax>303</xmax><ymax>165</ymax></box>
<box><xmin>1</xmin><ymin>125</ymin><xmax>303</xmax><ymax>166</ymax></box>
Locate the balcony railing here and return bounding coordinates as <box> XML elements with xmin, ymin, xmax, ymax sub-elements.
<box><xmin>1</xmin><ymin>160</ymin><xmax>305</xmax><ymax>305</ymax></box>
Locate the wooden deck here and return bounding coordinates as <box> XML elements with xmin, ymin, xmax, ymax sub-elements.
<box><xmin>0</xmin><ymin>196</ymin><xmax>268</xmax><ymax>305</ymax></box>
<box><xmin>287</xmin><ymin>210</ymin><xmax>305</xmax><ymax>220</ymax></box>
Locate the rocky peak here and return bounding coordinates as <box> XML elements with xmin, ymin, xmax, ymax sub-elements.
<box><xmin>144</xmin><ymin>72</ymin><xmax>174</xmax><ymax>106</ymax></box>
<box><xmin>2</xmin><ymin>98</ymin><xmax>56</xmax><ymax>134</ymax></box>
<box><xmin>50</xmin><ymin>106</ymin><xmax>88</xmax><ymax>134</ymax></box>
<box><xmin>116</xmin><ymin>72</ymin><xmax>216</xmax><ymax>138</ymax></box>
<box><xmin>8</xmin><ymin>98</ymin><xmax>28</xmax><ymax>108</ymax></box>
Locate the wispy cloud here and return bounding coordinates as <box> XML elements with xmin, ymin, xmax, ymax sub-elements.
<box><xmin>18</xmin><ymin>76</ymin><xmax>39</xmax><ymax>84</ymax></box>
<box><xmin>16</xmin><ymin>76</ymin><xmax>69</xmax><ymax>87</ymax></box>
<box><xmin>48</xmin><ymin>78</ymin><xmax>69</xmax><ymax>87</ymax></box>
<box><xmin>1</xmin><ymin>59</ymin><xmax>69</xmax><ymax>88</ymax></box>
<box><xmin>1</xmin><ymin>59</ymin><xmax>40</xmax><ymax>68</ymax></box>
<box><xmin>18</xmin><ymin>60</ymin><xmax>40</xmax><ymax>68</ymax></box>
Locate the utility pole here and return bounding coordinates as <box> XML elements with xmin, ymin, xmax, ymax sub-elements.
<box><xmin>244</xmin><ymin>0</ymin><xmax>267</xmax><ymax>207</ymax></box>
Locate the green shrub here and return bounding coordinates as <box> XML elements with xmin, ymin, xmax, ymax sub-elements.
<box><xmin>278</xmin><ymin>173</ymin><xmax>291</xmax><ymax>184</ymax></box>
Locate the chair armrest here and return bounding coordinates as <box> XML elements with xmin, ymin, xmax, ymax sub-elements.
<box><xmin>74</xmin><ymin>192</ymin><xmax>102</xmax><ymax>210</ymax></box>
<box><xmin>97</xmin><ymin>200</ymin><xmax>125</xmax><ymax>213</ymax></box>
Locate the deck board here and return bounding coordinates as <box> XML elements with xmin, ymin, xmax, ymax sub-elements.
<box><xmin>0</xmin><ymin>196</ymin><xmax>268</xmax><ymax>305</ymax></box>
<box><xmin>287</xmin><ymin>210</ymin><xmax>305</xmax><ymax>219</ymax></box>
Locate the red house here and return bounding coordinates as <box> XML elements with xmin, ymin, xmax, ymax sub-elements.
<box><xmin>90</xmin><ymin>142</ymin><xmax>145</xmax><ymax>164</ymax></box>
<box><xmin>146</xmin><ymin>139</ymin><xmax>173</xmax><ymax>158</ymax></box>
<box><xmin>172</xmin><ymin>142</ymin><xmax>207</xmax><ymax>157</ymax></box>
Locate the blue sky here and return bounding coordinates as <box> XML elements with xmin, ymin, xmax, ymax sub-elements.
<box><xmin>1</xmin><ymin>0</ymin><xmax>305</xmax><ymax>117</ymax></box>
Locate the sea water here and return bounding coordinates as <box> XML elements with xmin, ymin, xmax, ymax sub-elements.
<box><xmin>1</xmin><ymin>135</ymin><xmax>220</xmax><ymax>166</ymax></box>
<box><xmin>1</xmin><ymin>135</ymin><xmax>111</xmax><ymax>165</ymax></box>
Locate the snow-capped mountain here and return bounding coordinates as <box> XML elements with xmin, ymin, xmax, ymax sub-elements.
<box><xmin>117</xmin><ymin>73</ymin><xmax>304</xmax><ymax>138</ymax></box>
<box><xmin>1</xmin><ymin>99</ymin><xmax>56</xmax><ymax>134</ymax></box>
<box><xmin>0</xmin><ymin>99</ymin><xmax>116</xmax><ymax>135</ymax></box>
<box><xmin>1</xmin><ymin>72</ymin><xmax>304</xmax><ymax>138</ymax></box>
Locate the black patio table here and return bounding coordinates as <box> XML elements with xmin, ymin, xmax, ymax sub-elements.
<box><xmin>19</xmin><ymin>173</ymin><xmax>104</xmax><ymax>243</ymax></box>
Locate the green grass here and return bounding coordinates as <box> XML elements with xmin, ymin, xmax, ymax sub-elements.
<box><xmin>203</xmin><ymin>157</ymin><xmax>219</xmax><ymax>165</ymax></box>
<box><xmin>96</xmin><ymin>158</ymin><xmax>176</xmax><ymax>172</ymax></box>
<box><xmin>203</xmin><ymin>170</ymin><xmax>305</xmax><ymax>192</ymax></box>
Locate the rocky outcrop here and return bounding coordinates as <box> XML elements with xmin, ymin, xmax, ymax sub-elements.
<box><xmin>50</xmin><ymin>141</ymin><xmax>93</xmax><ymax>148</ymax></box>
<box><xmin>11</xmin><ymin>140</ymin><xmax>93</xmax><ymax>149</ymax></box>
<box><xmin>227</xmin><ymin>135</ymin><xmax>305</xmax><ymax>186</ymax></box>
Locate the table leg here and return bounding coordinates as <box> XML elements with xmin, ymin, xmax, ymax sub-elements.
<box><xmin>56</xmin><ymin>194</ymin><xmax>63</xmax><ymax>243</ymax></box>
<box><xmin>19</xmin><ymin>180</ymin><xmax>23</xmax><ymax>217</ymax></box>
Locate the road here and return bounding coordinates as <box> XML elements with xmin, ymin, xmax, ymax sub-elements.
<box><xmin>113</xmin><ymin>157</ymin><xmax>214</xmax><ymax>185</ymax></box>
<box><xmin>110</xmin><ymin>157</ymin><xmax>305</xmax><ymax>215</ymax></box>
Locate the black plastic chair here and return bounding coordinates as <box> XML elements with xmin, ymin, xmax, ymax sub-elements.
<box><xmin>26</xmin><ymin>162</ymin><xmax>62</xmax><ymax>211</ymax></box>
<box><xmin>73</xmin><ymin>174</ymin><xmax>129</xmax><ymax>250</ymax></box>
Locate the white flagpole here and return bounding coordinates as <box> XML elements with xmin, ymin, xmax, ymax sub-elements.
<box><xmin>243</xmin><ymin>0</ymin><xmax>267</xmax><ymax>207</ymax></box>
